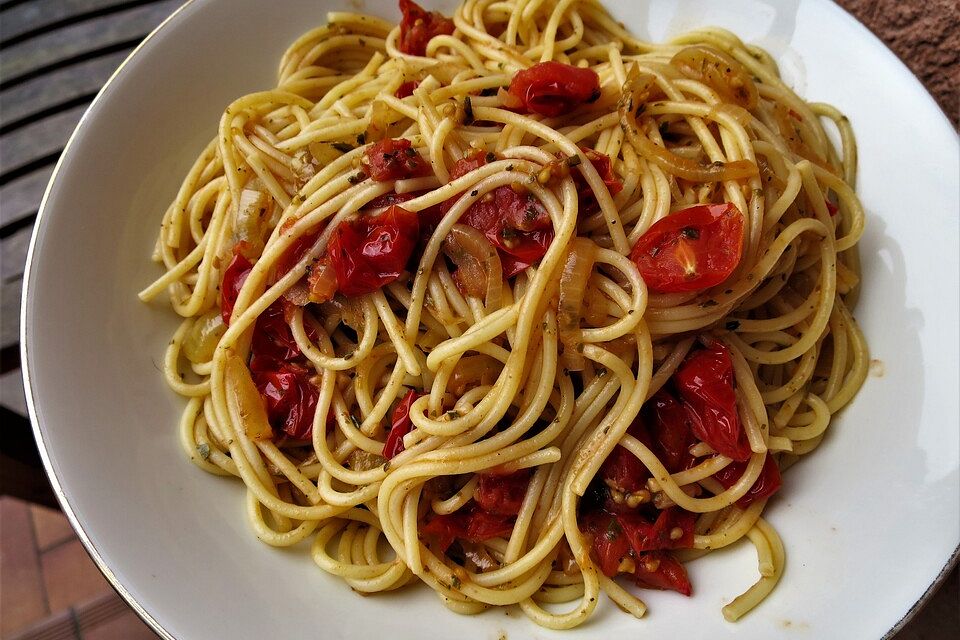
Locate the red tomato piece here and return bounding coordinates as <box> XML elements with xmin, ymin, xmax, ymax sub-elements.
<box><xmin>398</xmin><ymin>0</ymin><xmax>455</xmax><ymax>57</ymax></box>
<box><xmin>674</xmin><ymin>342</ymin><xmax>752</xmax><ymax>462</ymax></box>
<box><xmin>714</xmin><ymin>453</ymin><xmax>782</xmax><ymax>508</ymax></box>
<box><xmin>618</xmin><ymin>508</ymin><xmax>696</xmax><ymax>553</ymax></box>
<box><xmin>581</xmin><ymin>511</ymin><xmax>633</xmax><ymax>577</ymax></box>
<box><xmin>507</xmin><ymin>61</ymin><xmax>601</xmax><ymax>117</ymax></box>
<box><xmin>421</xmin><ymin>507</ymin><xmax>514</xmax><ymax>553</ymax></box>
<box><xmin>824</xmin><ymin>199</ymin><xmax>839</xmax><ymax>216</ymax></box>
<box><xmin>383</xmin><ymin>388</ymin><xmax>424</xmax><ymax>459</ymax></box>
<box><xmin>444</xmin><ymin>150</ymin><xmax>553</xmax><ymax>276</ymax></box>
<box><xmin>629</xmin><ymin>203</ymin><xmax>744</xmax><ymax>293</ymax></box>
<box><xmin>328</xmin><ymin>205</ymin><xmax>420</xmax><ymax>296</ymax></box>
<box><xmin>253</xmin><ymin>363</ymin><xmax>319</xmax><ymax>440</ymax></box>
<box><xmin>599</xmin><ymin>445</ymin><xmax>650</xmax><ymax>496</ymax></box>
<box><xmin>220</xmin><ymin>245</ymin><xmax>253</xmax><ymax>325</ymax></box>
<box><xmin>572</xmin><ymin>148</ymin><xmax>623</xmax><ymax>214</ymax></box>
<box><xmin>362</xmin><ymin>138</ymin><xmax>432</xmax><ymax>182</ymax></box>
<box><xmin>248</xmin><ymin>300</ymin><xmax>303</xmax><ymax>372</ymax></box>
<box><xmin>306</xmin><ymin>255</ymin><xmax>337</xmax><ymax>304</ymax></box>
<box><xmin>646</xmin><ymin>389</ymin><xmax>696</xmax><ymax>473</ymax></box>
<box><xmin>365</xmin><ymin>191</ymin><xmax>445</xmax><ymax>232</ymax></box>
<box><xmin>474</xmin><ymin>470</ymin><xmax>531</xmax><ymax>516</ymax></box>
<box><xmin>632</xmin><ymin>551</ymin><xmax>692</xmax><ymax>596</ymax></box>
<box><xmin>274</xmin><ymin>231</ymin><xmax>320</xmax><ymax>280</ymax></box>
<box><xmin>395</xmin><ymin>80</ymin><xmax>420</xmax><ymax>98</ymax></box>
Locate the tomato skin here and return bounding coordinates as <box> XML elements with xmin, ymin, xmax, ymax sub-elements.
<box><xmin>421</xmin><ymin>508</ymin><xmax>514</xmax><ymax>553</ymax></box>
<box><xmin>714</xmin><ymin>453</ymin><xmax>782</xmax><ymax>507</ymax></box>
<box><xmin>444</xmin><ymin>151</ymin><xmax>553</xmax><ymax>276</ymax></box>
<box><xmin>253</xmin><ymin>364</ymin><xmax>319</xmax><ymax>440</ymax></box>
<box><xmin>398</xmin><ymin>0</ymin><xmax>455</xmax><ymax>57</ymax></box>
<box><xmin>674</xmin><ymin>342</ymin><xmax>752</xmax><ymax>462</ymax></box>
<box><xmin>383</xmin><ymin>389</ymin><xmax>424</xmax><ymax>459</ymax></box>
<box><xmin>600</xmin><ymin>444</ymin><xmax>650</xmax><ymax>496</ymax></box>
<box><xmin>220</xmin><ymin>245</ymin><xmax>253</xmax><ymax>325</ymax></box>
<box><xmin>362</xmin><ymin>138</ymin><xmax>432</xmax><ymax>182</ymax></box>
<box><xmin>580</xmin><ymin>511</ymin><xmax>633</xmax><ymax>577</ymax></box>
<box><xmin>248</xmin><ymin>300</ymin><xmax>303</xmax><ymax>371</ymax></box>
<box><xmin>507</xmin><ymin>61</ymin><xmax>601</xmax><ymax>117</ymax></box>
<box><xmin>328</xmin><ymin>205</ymin><xmax>420</xmax><ymax>296</ymax></box>
<box><xmin>619</xmin><ymin>508</ymin><xmax>696</xmax><ymax>553</ymax></box>
<box><xmin>365</xmin><ymin>191</ymin><xmax>444</xmax><ymax>232</ymax></box>
<box><xmin>629</xmin><ymin>203</ymin><xmax>744</xmax><ymax>293</ymax></box>
<box><xmin>632</xmin><ymin>551</ymin><xmax>692</xmax><ymax>596</ymax></box>
<box><xmin>572</xmin><ymin>148</ymin><xmax>623</xmax><ymax>214</ymax></box>
<box><xmin>474</xmin><ymin>470</ymin><xmax>531</xmax><ymax>516</ymax></box>
<box><xmin>646</xmin><ymin>389</ymin><xmax>697</xmax><ymax>473</ymax></box>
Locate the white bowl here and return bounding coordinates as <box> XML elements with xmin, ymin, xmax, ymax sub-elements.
<box><xmin>22</xmin><ymin>1</ymin><xmax>959</xmax><ymax>638</ymax></box>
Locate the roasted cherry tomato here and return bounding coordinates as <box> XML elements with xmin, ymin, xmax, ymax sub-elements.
<box><xmin>629</xmin><ymin>203</ymin><xmax>744</xmax><ymax>293</ymax></box>
<box><xmin>581</xmin><ymin>511</ymin><xmax>633</xmax><ymax>577</ymax></box>
<box><xmin>445</xmin><ymin>150</ymin><xmax>553</xmax><ymax>276</ymax></box>
<box><xmin>618</xmin><ymin>508</ymin><xmax>696</xmax><ymax>553</ymax></box>
<box><xmin>254</xmin><ymin>363</ymin><xmax>319</xmax><ymax>440</ymax></box>
<box><xmin>383</xmin><ymin>388</ymin><xmax>424</xmax><ymax>459</ymax></box>
<box><xmin>274</xmin><ymin>230</ymin><xmax>320</xmax><ymax>279</ymax></box>
<box><xmin>397</xmin><ymin>0</ymin><xmax>455</xmax><ymax>57</ymax></box>
<box><xmin>420</xmin><ymin>507</ymin><xmax>514</xmax><ymax>552</ymax></box>
<box><xmin>571</xmin><ymin>148</ymin><xmax>623</xmax><ymax>214</ymax></box>
<box><xmin>632</xmin><ymin>551</ymin><xmax>692</xmax><ymax>595</ymax></box>
<box><xmin>474</xmin><ymin>470</ymin><xmax>531</xmax><ymax>516</ymax></box>
<box><xmin>600</xmin><ymin>444</ymin><xmax>650</xmax><ymax>496</ymax></box>
<box><xmin>674</xmin><ymin>342</ymin><xmax>752</xmax><ymax>462</ymax></box>
<box><xmin>248</xmin><ymin>300</ymin><xmax>303</xmax><ymax>371</ymax></box>
<box><xmin>220</xmin><ymin>244</ymin><xmax>253</xmax><ymax>325</ymax></box>
<box><xmin>507</xmin><ymin>61</ymin><xmax>601</xmax><ymax>117</ymax></box>
<box><xmin>714</xmin><ymin>453</ymin><xmax>782</xmax><ymax>508</ymax></box>
<box><xmin>365</xmin><ymin>191</ymin><xmax>444</xmax><ymax>232</ymax></box>
<box><xmin>395</xmin><ymin>80</ymin><xmax>420</xmax><ymax>98</ymax></box>
<box><xmin>646</xmin><ymin>389</ymin><xmax>696</xmax><ymax>473</ymax></box>
<box><xmin>306</xmin><ymin>255</ymin><xmax>337</xmax><ymax>303</ymax></box>
<box><xmin>328</xmin><ymin>205</ymin><xmax>420</xmax><ymax>296</ymax></box>
<box><xmin>362</xmin><ymin>138</ymin><xmax>432</xmax><ymax>182</ymax></box>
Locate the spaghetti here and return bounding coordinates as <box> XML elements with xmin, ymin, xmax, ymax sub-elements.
<box><xmin>139</xmin><ymin>0</ymin><xmax>868</xmax><ymax>628</ymax></box>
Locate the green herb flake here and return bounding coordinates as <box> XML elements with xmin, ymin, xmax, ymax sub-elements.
<box><xmin>197</xmin><ymin>443</ymin><xmax>211</xmax><ymax>460</ymax></box>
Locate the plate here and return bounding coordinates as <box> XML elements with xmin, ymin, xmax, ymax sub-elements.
<box><xmin>22</xmin><ymin>1</ymin><xmax>959</xmax><ymax>638</ymax></box>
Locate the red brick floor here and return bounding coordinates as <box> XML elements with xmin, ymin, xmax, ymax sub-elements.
<box><xmin>0</xmin><ymin>497</ymin><xmax>158</xmax><ymax>640</ymax></box>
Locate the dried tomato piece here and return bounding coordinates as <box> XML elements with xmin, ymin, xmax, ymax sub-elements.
<box><xmin>398</xmin><ymin>0</ymin><xmax>455</xmax><ymax>57</ymax></box>
<box><xmin>507</xmin><ymin>61</ymin><xmax>601</xmax><ymax>117</ymax></box>
<box><xmin>328</xmin><ymin>205</ymin><xmax>420</xmax><ymax>296</ymax></box>
<box><xmin>362</xmin><ymin>138</ymin><xmax>432</xmax><ymax>182</ymax></box>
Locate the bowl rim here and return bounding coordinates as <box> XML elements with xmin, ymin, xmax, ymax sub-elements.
<box><xmin>18</xmin><ymin>1</ymin><xmax>959</xmax><ymax>638</ymax></box>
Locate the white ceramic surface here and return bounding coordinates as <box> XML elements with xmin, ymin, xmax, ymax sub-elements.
<box><xmin>22</xmin><ymin>1</ymin><xmax>959</xmax><ymax>639</ymax></box>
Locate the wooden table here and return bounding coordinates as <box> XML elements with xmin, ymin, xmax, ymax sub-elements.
<box><xmin>0</xmin><ymin>1</ymin><xmax>956</xmax><ymax>638</ymax></box>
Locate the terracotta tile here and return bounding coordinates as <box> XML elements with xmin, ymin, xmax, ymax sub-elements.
<box><xmin>29</xmin><ymin>504</ymin><xmax>76</xmax><ymax>551</ymax></box>
<box><xmin>82</xmin><ymin>610</ymin><xmax>159</xmax><ymax>640</ymax></box>
<box><xmin>39</xmin><ymin>539</ymin><xmax>112</xmax><ymax>614</ymax></box>
<box><xmin>0</xmin><ymin>496</ymin><xmax>48</xmax><ymax>636</ymax></box>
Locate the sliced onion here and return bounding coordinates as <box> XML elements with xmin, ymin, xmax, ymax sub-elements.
<box><xmin>224</xmin><ymin>351</ymin><xmax>273</xmax><ymax>442</ymax></box>
<box><xmin>308</xmin><ymin>141</ymin><xmax>343</xmax><ymax>167</ymax></box>
<box><xmin>581</xmin><ymin>280</ymin><xmax>607</xmax><ymax>327</ymax></box>
<box><xmin>671</xmin><ymin>45</ymin><xmax>759</xmax><ymax>110</ymax></box>
<box><xmin>443</xmin><ymin>224</ymin><xmax>503</xmax><ymax>310</ymax></box>
<box><xmin>449</xmin><ymin>355</ymin><xmax>501</xmax><ymax>395</ymax></box>
<box><xmin>365</xmin><ymin>99</ymin><xmax>392</xmax><ymax>142</ymax></box>
<box><xmin>307</xmin><ymin>256</ymin><xmax>337</xmax><ymax>303</ymax></box>
<box><xmin>346</xmin><ymin>448</ymin><xmax>387</xmax><ymax>471</ymax></box>
<box><xmin>183</xmin><ymin>310</ymin><xmax>226</xmax><ymax>363</ymax></box>
<box><xmin>461</xmin><ymin>540</ymin><xmax>500</xmax><ymax>572</ymax></box>
<box><xmin>558</xmin><ymin>237</ymin><xmax>598</xmax><ymax>372</ymax></box>
<box><xmin>234</xmin><ymin>186</ymin><xmax>269</xmax><ymax>254</ymax></box>
<box><xmin>626</xmin><ymin>124</ymin><xmax>758</xmax><ymax>182</ymax></box>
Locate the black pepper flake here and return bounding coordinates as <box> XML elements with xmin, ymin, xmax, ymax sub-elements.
<box><xmin>681</xmin><ymin>226</ymin><xmax>700</xmax><ymax>240</ymax></box>
<box><xmin>348</xmin><ymin>172</ymin><xmax>366</xmax><ymax>184</ymax></box>
<box><xmin>470</xmin><ymin>189</ymin><xmax>479</xmax><ymax>197</ymax></box>
<box><xmin>700</xmin><ymin>299</ymin><xmax>719</xmax><ymax>308</ymax></box>
<box><xmin>331</xmin><ymin>142</ymin><xmax>354</xmax><ymax>152</ymax></box>
<box><xmin>485</xmin><ymin>152</ymin><xmax>497</xmax><ymax>163</ymax></box>
<box><xmin>463</xmin><ymin>96</ymin><xmax>474</xmax><ymax>125</ymax></box>
<box><xmin>566</xmin><ymin>155</ymin><xmax>582</xmax><ymax>168</ymax></box>
<box><xmin>356</xmin><ymin>133</ymin><xmax>366</xmax><ymax>145</ymax></box>
<box><xmin>725</xmin><ymin>320</ymin><xmax>741</xmax><ymax>331</ymax></box>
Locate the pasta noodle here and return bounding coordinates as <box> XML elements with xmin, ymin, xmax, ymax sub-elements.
<box><xmin>140</xmin><ymin>0</ymin><xmax>868</xmax><ymax>628</ymax></box>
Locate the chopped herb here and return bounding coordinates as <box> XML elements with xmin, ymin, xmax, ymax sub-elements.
<box><xmin>451</xmin><ymin>575</ymin><xmax>462</xmax><ymax>589</ymax></box>
<box><xmin>700</xmin><ymin>299</ymin><xmax>719</xmax><ymax>308</ymax></box>
<box><xmin>485</xmin><ymin>151</ymin><xmax>497</xmax><ymax>163</ymax></box>
<box><xmin>197</xmin><ymin>443</ymin><xmax>211</xmax><ymax>460</ymax></box>
<box><xmin>566</xmin><ymin>155</ymin><xmax>582</xmax><ymax>168</ymax></box>
<box><xmin>463</xmin><ymin>96</ymin><xmax>474</xmax><ymax>125</ymax></box>
<box><xmin>605</xmin><ymin>517</ymin><xmax>622</xmax><ymax>540</ymax></box>
<box><xmin>356</xmin><ymin>133</ymin><xmax>366</xmax><ymax>145</ymax></box>
<box><xmin>681</xmin><ymin>226</ymin><xmax>700</xmax><ymax>240</ymax></box>
<box><xmin>331</xmin><ymin>142</ymin><xmax>354</xmax><ymax>152</ymax></box>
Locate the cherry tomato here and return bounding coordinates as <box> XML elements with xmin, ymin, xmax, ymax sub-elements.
<box><xmin>219</xmin><ymin>244</ymin><xmax>253</xmax><ymax>325</ymax></box>
<box><xmin>383</xmin><ymin>388</ymin><xmax>424</xmax><ymax>459</ymax></box>
<box><xmin>629</xmin><ymin>203</ymin><xmax>744</xmax><ymax>293</ymax></box>
<box><xmin>306</xmin><ymin>255</ymin><xmax>337</xmax><ymax>304</ymax></box>
<box><xmin>253</xmin><ymin>363</ymin><xmax>319</xmax><ymax>440</ymax></box>
<box><xmin>632</xmin><ymin>551</ymin><xmax>692</xmax><ymax>596</ymax></box>
<box><xmin>713</xmin><ymin>453</ymin><xmax>782</xmax><ymax>508</ymax></box>
<box><xmin>362</xmin><ymin>138</ymin><xmax>432</xmax><ymax>182</ymax></box>
<box><xmin>420</xmin><ymin>507</ymin><xmax>514</xmax><ymax>553</ymax></box>
<box><xmin>395</xmin><ymin>80</ymin><xmax>419</xmax><ymax>98</ymax></box>
<box><xmin>507</xmin><ymin>61</ymin><xmax>601</xmax><ymax>117</ymax></box>
<box><xmin>474</xmin><ymin>470</ymin><xmax>531</xmax><ymax>516</ymax></box>
<box><xmin>646</xmin><ymin>389</ymin><xmax>696</xmax><ymax>473</ymax></box>
<box><xmin>600</xmin><ymin>444</ymin><xmax>650</xmax><ymax>496</ymax></box>
<box><xmin>674</xmin><ymin>343</ymin><xmax>752</xmax><ymax>462</ymax></box>
<box><xmin>619</xmin><ymin>508</ymin><xmax>696</xmax><ymax>553</ymax></box>
<box><xmin>397</xmin><ymin>0</ymin><xmax>455</xmax><ymax>57</ymax></box>
<box><xmin>444</xmin><ymin>150</ymin><xmax>553</xmax><ymax>276</ymax></box>
<box><xmin>365</xmin><ymin>191</ymin><xmax>445</xmax><ymax>232</ymax></box>
<box><xmin>274</xmin><ymin>230</ymin><xmax>320</xmax><ymax>279</ymax></box>
<box><xmin>328</xmin><ymin>205</ymin><xmax>420</xmax><ymax>296</ymax></box>
<box><xmin>571</xmin><ymin>148</ymin><xmax>623</xmax><ymax>214</ymax></box>
<box><xmin>248</xmin><ymin>300</ymin><xmax>303</xmax><ymax>372</ymax></box>
<box><xmin>580</xmin><ymin>511</ymin><xmax>633</xmax><ymax>577</ymax></box>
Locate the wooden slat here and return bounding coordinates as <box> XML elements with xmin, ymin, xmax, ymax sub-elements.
<box><xmin>1</xmin><ymin>225</ymin><xmax>32</xmax><ymax>282</ymax></box>
<box><xmin>0</xmin><ymin>104</ymin><xmax>86</xmax><ymax>180</ymax></box>
<box><xmin>0</xmin><ymin>0</ymin><xmax>157</xmax><ymax>43</ymax></box>
<box><xmin>0</xmin><ymin>50</ymin><xmax>127</xmax><ymax>130</ymax></box>
<box><xmin>2</xmin><ymin>277</ymin><xmax>21</xmax><ymax>349</ymax></box>
<box><xmin>0</xmin><ymin>166</ymin><xmax>54</xmax><ymax>227</ymax></box>
<box><xmin>0</xmin><ymin>0</ymin><xmax>180</xmax><ymax>86</ymax></box>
